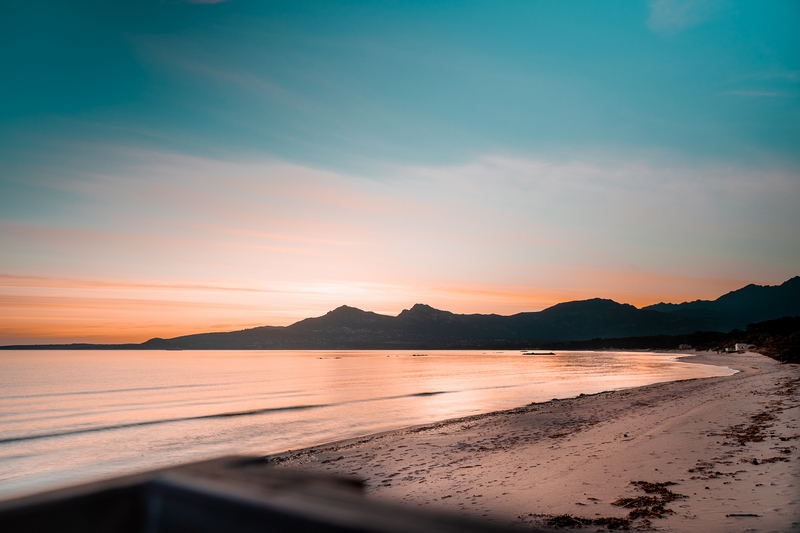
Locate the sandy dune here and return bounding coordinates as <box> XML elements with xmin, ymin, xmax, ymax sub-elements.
<box><xmin>267</xmin><ymin>352</ymin><xmax>799</xmax><ymax>532</ymax></box>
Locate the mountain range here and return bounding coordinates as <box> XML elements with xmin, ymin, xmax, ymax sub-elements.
<box><xmin>5</xmin><ymin>276</ymin><xmax>798</xmax><ymax>350</ymax></box>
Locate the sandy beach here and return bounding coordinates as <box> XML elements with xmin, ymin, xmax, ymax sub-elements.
<box><xmin>267</xmin><ymin>352</ymin><xmax>799</xmax><ymax>532</ymax></box>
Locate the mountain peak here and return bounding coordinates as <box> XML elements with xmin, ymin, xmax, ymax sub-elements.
<box><xmin>286</xmin><ymin>304</ymin><xmax>393</xmax><ymax>331</ymax></box>
<box><xmin>782</xmin><ymin>276</ymin><xmax>800</xmax><ymax>287</ymax></box>
<box><xmin>395</xmin><ymin>304</ymin><xmax>459</xmax><ymax>327</ymax></box>
<box><xmin>543</xmin><ymin>298</ymin><xmax>633</xmax><ymax>313</ymax></box>
<box><xmin>409</xmin><ymin>303</ymin><xmax>439</xmax><ymax>313</ymax></box>
<box><xmin>398</xmin><ymin>303</ymin><xmax>450</xmax><ymax>316</ymax></box>
<box><xmin>327</xmin><ymin>305</ymin><xmax>364</xmax><ymax>315</ymax></box>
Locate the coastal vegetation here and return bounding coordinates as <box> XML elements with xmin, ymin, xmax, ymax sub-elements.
<box><xmin>546</xmin><ymin>316</ymin><xmax>800</xmax><ymax>364</ymax></box>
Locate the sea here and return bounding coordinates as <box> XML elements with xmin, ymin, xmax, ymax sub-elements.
<box><xmin>0</xmin><ymin>349</ymin><xmax>735</xmax><ymax>500</ymax></box>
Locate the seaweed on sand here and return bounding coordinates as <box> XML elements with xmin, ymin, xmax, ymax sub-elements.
<box><xmin>629</xmin><ymin>481</ymin><xmax>685</xmax><ymax>502</ymax></box>
<box><xmin>542</xmin><ymin>513</ymin><xmax>632</xmax><ymax>530</ymax></box>
<box><xmin>537</xmin><ymin>481</ymin><xmax>684</xmax><ymax>530</ymax></box>
<box><xmin>545</xmin><ymin>515</ymin><xmax>595</xmax><ymax>528</ymax></box>
<box><xmin>610</xmin><ymin>496</ymin><xmax>661</xmax><ymax>508</ymax></box>
<box><xmin>714</xmin><ymin>411</ymin><xmax>775</xmax><ymax>445</ymax></box>
<box><xmin>627</xmin><ymin>505</ymin><xmax>674</xmax><ymax>520</ymax></box>
<box><xmin>593</xmin><ymin>516</ymin><xmax>633</xmax><ymax>529</ymax></box>
<box><xmin>612</xmin><ymin>481</ymin><xmax>684</xmax><ymax>521</ymax></box>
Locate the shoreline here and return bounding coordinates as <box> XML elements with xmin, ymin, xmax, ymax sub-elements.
<box><xmin>265</xmin><ymin>352</ymin><xmax>799</xmax><ymax>532</ymax></box>
<box><xmin>264</xmin><ymin>351</ymin><xmax>726</xmax><ymax>465</ymax></box>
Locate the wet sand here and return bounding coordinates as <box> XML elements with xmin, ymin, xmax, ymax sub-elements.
<box><xmin>267</xmin><ymin>352</ymin><xmax>799</xmax><ymax>532</ymax></box>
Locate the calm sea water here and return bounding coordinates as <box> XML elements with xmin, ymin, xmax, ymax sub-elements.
<box><xmin>0</xmin><ymin>349</ymin><xmax>734</xmax><ymax>499</ymax></box>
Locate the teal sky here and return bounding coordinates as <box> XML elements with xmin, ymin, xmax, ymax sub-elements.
<box><xmin>1</xmin><ymin>1</ymin><xmax>799</xmax><ymax>343</ymax></box>
<box><xmin>3</xmin><ymin>1</ymin><xmax>799</xmax><ymax>166</ymax></box>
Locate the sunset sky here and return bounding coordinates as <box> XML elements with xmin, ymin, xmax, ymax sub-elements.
<box><xmin>1</xmin><ymin>1</ymin><xmax>798</xmax><ymax>344</ymax></box>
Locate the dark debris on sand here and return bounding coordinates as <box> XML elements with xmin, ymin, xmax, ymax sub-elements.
<box><xmin>538</xmin><ymin>481</ymin><xmax>684</xmax><ymax>530</ymax></box>
<box><xmin>610</xmin><ymin>496</ymin><xmax>661</xmax><ymax>508</ymax></box>
<box><xmin>628</xmin><ymin>481</ymin><xmax>684</xmax><ymax>501</ymax></box>
<box><xmin>713</xmin><ymin>411</ymin><xmax>776</xmax><ymax>445</ymax></box>
<box><xmin>542</xmin><ymin>514</ymin><xmax>632</xmax><ymax>530</ymax></box>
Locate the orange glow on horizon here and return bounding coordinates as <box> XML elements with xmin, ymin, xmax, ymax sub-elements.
<box><xmin>0</xmin><ymin>272</ymin><xmax>758</xmax><ymax>345</ymax></box>
<box><xmin>2</xmin><ymin>152</ymin><xmax>795</xmax><ymax>345</ymax></box>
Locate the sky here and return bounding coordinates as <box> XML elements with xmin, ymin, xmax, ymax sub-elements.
<box><xmin>1</xmin><ymin>0</ymin><xmax>798</xmax><ymax>344</ymax></box>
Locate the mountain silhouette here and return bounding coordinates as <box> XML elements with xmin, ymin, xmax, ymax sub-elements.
<box><xmin>644</xmin><ymin>276</ymin><xmax>800</xmax><ymax>331</ymax></box>
<box><xmin>3</xmin><ymin>277</ymin><xmax>798</xmax><ymax>350</ymax></box>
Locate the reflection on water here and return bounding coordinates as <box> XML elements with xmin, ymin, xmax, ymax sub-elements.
<box><xmin>0</xmin><ymin>349</ymin><xmax>734</xmax><ymax>499</ymax></box>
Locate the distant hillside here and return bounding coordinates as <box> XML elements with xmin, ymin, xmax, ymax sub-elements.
<box><xmin>644</xmin><ymin>276</ymin><xmax>800</xmax><ymax>331</ymax></box>
<box><xmin>3</xmin><ymin>277</ymin><xmax>798</xmax><ymax>350</ymax></box>
<box><xmin>541</xmin><ymin>316</ymin><xmax>800</xmax><ymax>364</ymax></box>
<box><xmin>159</xmin><ymin>299</ymin><xmax>710</xmax><ymax>350</ymax></box>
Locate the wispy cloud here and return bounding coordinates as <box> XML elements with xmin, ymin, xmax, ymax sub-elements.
<box><xmin>2</xmin><ymin>147</ymin><xmax>798</xmax><ymax>343</ymax></box>
<box><xmin>755</xmin><ymin>70</ymin><xmax>799</xmax><ymax>82</ymax></box>
<box><xmin>0</xmin><ymin>274</ymin><xmax>282</xmax><ymax>293</ymax></box>
<box><xmin>133</xmin><ymin>37</ymin><xmax>311</xmax><ymax>111</ymax></box>
<box><xmin>724</xmin><ymin>90</ymin><xmax>787</xmax><ymax>98</ymax></box>
<box><xmin>647</xmin><ymin>0</ymin><xmax>722</xmax><ymax>34</ymax></box>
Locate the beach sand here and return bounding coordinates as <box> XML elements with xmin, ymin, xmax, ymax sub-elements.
<box><xmin>267</xmin><ymin>352</ymin><xmax>799</xmax><ymax>532</ymax></box>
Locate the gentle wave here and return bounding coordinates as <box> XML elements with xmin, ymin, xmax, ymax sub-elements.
<box><xmin>1</xmin><ymin>383</ymin><xmax>219</xmax><ymax>401</ymax></box>
<box><xmin>0</xmin><ymin>349</ymin><xmax>735</xmax><ymax>500</ymax></box>
<box><xmin>0</xmin><ymin>403</ymin><xmax>327</xmax><ymax>444</ymax></box>
<box><xmin>0</xmin><ymin>390</ymin><xmax>465</xmax><ymax>443</ymax></box>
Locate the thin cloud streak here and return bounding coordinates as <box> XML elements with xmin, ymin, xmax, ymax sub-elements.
<box><xmin>0</xmin><ymin>274</ymin><xmax>291</xmax><ymax>294</ymax></box>
<box><xmin>134</xmin><ymin>37</ymin><xmax>313</xmax><ymax>112</ymax></box>
<box><xmin>647</xmin><ymin>0</ymin><xmax>722</xmax><ymax>33</ymax></box>
<box><xmin>724</xmin><ymin>90</ymin><xmax>788</xmax><ymax>98</ymax></box>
